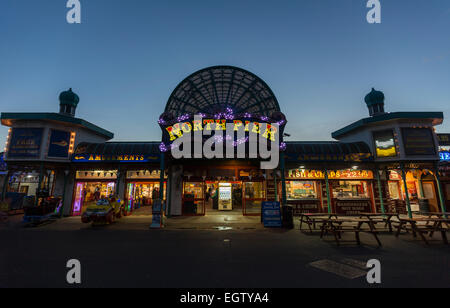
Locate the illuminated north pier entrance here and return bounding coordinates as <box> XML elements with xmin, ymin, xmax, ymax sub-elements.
<box><xmin>159</xmin><ymin>66</ymin><xmax>287</xmax><ymax>217</ymax></box>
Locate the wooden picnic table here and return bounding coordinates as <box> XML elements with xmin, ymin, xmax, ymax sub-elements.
<box><xmin>319</xmin><ymin>217</ymin><xmax>382</xmax><ymax>247</ymax></box>
<box><xmin>359</xmin><ymin>212</ymin><xmax>400</xmax><ymax>233</ymax></box>
<box><xmin>395</xmin><ymin>217</ymin><xmax>449</xmax><ymax>245</ymax></box>
<box><xmin>299</xmin><ymin>213</ymin><xmax>338</xmax><ymax>233</ymax></box>
<box><xmin>419</xmin><ymin>212</ymin><xmax>450</xmax><ymax>219</ymax></box>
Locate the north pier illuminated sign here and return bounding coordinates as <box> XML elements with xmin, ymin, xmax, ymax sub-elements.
<box><xmin>158</xmin><ymin>110</ymin><xmax>287</xmax><ymax>169</ymax></box>
<box><xmin>165</xmin><ymin>119</ymin><xmax>279</xmax><ymax>142</ymax></box>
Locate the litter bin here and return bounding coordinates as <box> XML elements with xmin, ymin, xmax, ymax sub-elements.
<box><xmin>419</xmin><ymin>199</ymin><xmax>430</xmax><ymax>214</ymax></box>
<box><xmin>282</xmin><ymin>205</ymin><xmax>294</xmax><ymax>229</ymax></box>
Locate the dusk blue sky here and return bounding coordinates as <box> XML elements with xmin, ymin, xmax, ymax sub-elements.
<box><xmin>1</xmin><ymin>0</ymin><xmax>449</xmax><ymax>147</ymax></box>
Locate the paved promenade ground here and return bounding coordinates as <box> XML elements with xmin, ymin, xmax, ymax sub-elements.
<box><xmin>1</xmin><ymin>215</ymin><xmax>449</xmax><ymax>288</ymax></box>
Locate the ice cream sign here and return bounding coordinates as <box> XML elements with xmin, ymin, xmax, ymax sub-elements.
<box><xmin>440</xmin><ymin>151</ymin><xmax>450</xmax><ymax>161</ymax></box>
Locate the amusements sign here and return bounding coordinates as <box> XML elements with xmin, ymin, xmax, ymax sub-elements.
<box><xmin>72</xmin><ymin>154</ymin><xmax>160</xmax><ymax>163</ymax></box>
<box><xmin>48</xmin><ymin>130</ymin><xmax>71</xmax><ymax>158</ymax></box>
<box><xmin>262</xmin><ymin>201</ymin><xmax>282</xmax><ymax>228</ymax></box>
<box><xmin>401</xmin><ymin>128</ymin><xmax>436</xmax><ymax>156</ymax></box>
<box><xmin>7</xmin><ymin>128</ymin><xmax>43</xmax><ymax>158</ymax></box>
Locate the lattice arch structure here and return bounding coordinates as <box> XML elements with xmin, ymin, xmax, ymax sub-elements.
<box><xmin>164</xmin><ymin>66</ymin><xmax>281</xmax><ymax>117</ymax></box>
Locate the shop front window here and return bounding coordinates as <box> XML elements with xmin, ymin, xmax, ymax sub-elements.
<box><xmin>72</xmin><ymin>182</ymin><xmax>116</xmax><ymax>216</ymax></box>
<box><xmin>388</xmin><ymin>181</ymin><xmax>401</xmax><ymax>200</ymax></box>
<box><xmin>126</xmin><ymin>182</ymin><xmax>165</xmax><ymax>214</ymax></box>
<box><xmin>286</xmin><ymin>181</ymin><xmax>318</xmax><ymax>200</ymax></box>
<box><xmin>332</xmin><ymin>181</ymin><xmax>369</xmax><ymax>199</ymax></box>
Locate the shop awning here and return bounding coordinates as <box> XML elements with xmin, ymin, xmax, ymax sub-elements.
<box><xmin>285</xmin><ymin>141</ymin><xmax>373</xmax><ymax>162</ymax></box>
<box><xmin>72</xmin><ymin>142</ymin><xmax>161</xmax><ymax>163</ymax></box>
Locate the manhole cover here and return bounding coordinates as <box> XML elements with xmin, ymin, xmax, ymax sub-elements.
<box><xmin>214</xmin><ymin>226</ymin><xmax>233</xmax><ymax>231</ymax></box>
<box><xmin>309</xmin><ymin>259</ymin><xmax>367</xmax><ymax>279</ymax></box>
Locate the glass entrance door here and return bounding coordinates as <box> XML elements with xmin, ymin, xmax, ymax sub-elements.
<box><xmin>243</xmin><ymin>181</ymin><xmax>266</xmax><ymax>215</ymax></box>
<box><xmin>183</xmin><ymin>182</ymin><xmax>205</xmax><ymax>215</ymax></box>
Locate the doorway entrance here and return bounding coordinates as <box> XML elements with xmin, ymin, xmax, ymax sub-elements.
<box><xmin>182</xmin><ymin>179</ymin><xmax>266</xmax><ymax>216</ymax></box>
<box><xmin>422</xmin><ymin>181</ymin><xmax>439</xmax><ymax>212</ymax></box>
<box><xmin>72</xmin><ymin>181</ymin><xmax>116</xmax><ymax>216</ymax></box>
<box><xmin>205</xmin><ymin>181</ymin><xmax>243</xmax><ymax>215</ymax></box>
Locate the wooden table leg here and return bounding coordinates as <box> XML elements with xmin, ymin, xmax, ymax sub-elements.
<box><xmin>331</xmin><ymin>223</ymin><xmax>340</xmax><ymax>246</ymax></box>
<box><xmin>387</xmin><ymin>217</ymin><xmax>393</xmax><ymax>233</ymax></box>
<box><xmin>429</xmin><ymin>221</ymin><xmax>438</xmax><ymax>238</ymax></box>
<box><xmin>395</xmin><ymin>221</ymin><xmax>404</xmax><ymax>237</ymax></box>
<box><xmin>411</xmin><ymin>222</ymin><xmax>429</xmax><ymax>245</ymax></box>
<box><xmin>320</xmin><ymin>221</ymin><xmax>326</xmax><ymax>238</ymax></box>
<box><xmin>441</xmin><ymin>228</ymin><xmax>448</xmax><ymax>245</ymax></box>
<box><xmin>367</xmin><ymin>221</ymin><xmax>382</xmax><ymax>247</ymax></box>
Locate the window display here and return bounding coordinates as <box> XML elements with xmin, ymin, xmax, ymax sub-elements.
<box><xmin>72</xmin><ymin>182</ymin><xmax>116</xmax><ymax>215</ymax></box>
<box><xmin>332</xmin><ymin>181</ymin><xmax>369</xmax><ymax>199</ymax></box>
<box><xmin>286</xmin><ymin>181</ymin><xmax>318</xmax><ymax>199</ymax></box>
<box><xmin>388</xmin><ymin>181</ymin><xmax>401</xmax><ymax>199</ymax></box>
<box><xmin>244</xmin><ymin>182</ymin><xmax>265</xmax><ymax>199</ymax></box>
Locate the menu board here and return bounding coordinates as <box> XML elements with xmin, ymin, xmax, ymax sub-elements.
<box><xmin>47</xmin><ymin>129</ymin><xmax>71</xmax><ymax>158</ymax></box>
<box><xmin>7</xmin><ymin>128</ymin><xmax>43</xmax><ymax>158</ymax></box>
<box><xmin>262</xmin><ymin>201</ymin><xmax>282</xmax><ymax>227</ymax></box>
<box><xmin>335</xmin><ymin>200</ymin><xmax>372</xmax><ymax>215</ymax></box>
<box><xmin>401</xmin><ymin>128</ymin><xmax>436</xmax><ymax>156</ymax></box>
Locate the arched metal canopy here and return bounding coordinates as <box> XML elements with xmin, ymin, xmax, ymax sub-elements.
<box><xmin>164</xmin><ymin>66</ymin><xmax>281</xmax><ymax>117</ymax></box>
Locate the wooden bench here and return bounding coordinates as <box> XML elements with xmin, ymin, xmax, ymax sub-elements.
<box><xmin>320</xmin><ymin>218</ymin><xmax>382</xmax><ymax>247</ymax></box>
<box><xmin>360</xmin><ymin>213</ymin><xmax>400</xmax><ymax>233</ymax></box>
<box><xmin>395</xmin><ymin>218</ymin><xmax>449</xmax><ymax>245</ymax></box>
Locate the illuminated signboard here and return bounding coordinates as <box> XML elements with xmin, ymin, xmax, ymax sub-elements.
<box><xmin>440</xmin><ymin>152</ymin><xmax>450</xmax><ymax>161</ymax></box>
<box><xmin>163</xmin><ymin>119</ymin><xmax>278</xmax><ymax>143</ymax></box>
<box><xmin>72</xmin><ymin>154</ymin><xmax>159</xmax><ymax>163</ymax></box>
<box><xmin>401</xmin><ymin>128</ymin><xmax>436</xmax><ymax>156</ymax></box>
<box><xmin>7</xmin><ymin>128</ymin><xmax>43</xmax><ymax>159</ymax></box>
<box><xmin>287</xmin><ymin>169</ymin><xmax>374</xmax><ymax>180</ymax></box>
<box><xmin>158</xmin><ymin>110</ymin><xmax>287</xmax><ymax>155</ymax></box>
<box><xmin>0</xmin><ymin>153</ymin><xmax>6</xmax><ymax>172</ymax></box>
<box><xmin>373</xmin><ymin>130</ymin><xmax>397</xmax><ymax>158</ymax></box>
<box><xmin>47</xmin><ymin>130</ymin><xmax>71</xmax><ymax>158</ymax></box>
<box><xmin>437</xmin><ymin>134</ymin><xmax>450</xmax><ymax>146</ymax></box>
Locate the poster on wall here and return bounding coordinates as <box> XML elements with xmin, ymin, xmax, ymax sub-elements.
<box><xmin>401</xmin><ymin>128</ymin><xmax>436</xmax><ymax>156</ymax></box>
<box><xmin>7</xmin><ymin>128</ymin><xmax>43</xmax><ymax>158</ymax></box>
<box><xmin>47</xmin><ymin>129</ymin><xmax>71</xmax><ymax>158</ymax></box>
<box><xmin>373</xmin><ymin>130</ymin><xmax>397</xmax><ymax>157</ymax></box>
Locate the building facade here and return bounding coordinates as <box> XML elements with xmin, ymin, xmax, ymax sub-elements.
<box><xmin>1</xmin><ymin>66</ymin><xmax>448</xmax><ymax>219</ymax></box>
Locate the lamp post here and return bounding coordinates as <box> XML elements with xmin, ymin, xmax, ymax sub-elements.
<box><xmin>324</xmin><ymin>168</ymin><xmax>332</xmax><ymax>214</ymax></box>
<box><xmin>434</xmin><ymin>163</ymin><xmax>447</xmax><ymax>217</ymax></box>
<box><xmin>400</xmin><ymin>163</ymin><xmax>413</xmax><ymax>218</ymax></box>
<box><xmin>60</xmin><ymin>169</ymin><xmax>70</xmax><ymax>217</ymax></box>
<box><xmin>375</xmin><ymin>168</ymin><xmax>386</xmax><ymax>214</ymax></box>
